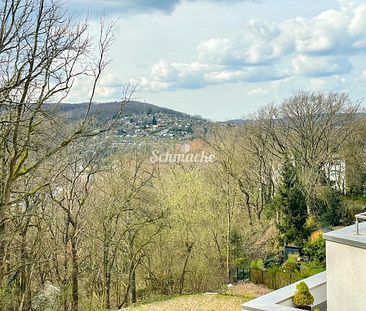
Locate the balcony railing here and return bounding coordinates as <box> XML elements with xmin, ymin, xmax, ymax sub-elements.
<box><xmin>355</xmin><ymin>212</ymin><xmax>366</xmax><ymax>235</ymax></box>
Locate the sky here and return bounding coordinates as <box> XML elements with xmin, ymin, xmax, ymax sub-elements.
<box><xmin>66</xmin><ymin>0</ymin><xmax>366</xmax><ymax>120</ymax></box>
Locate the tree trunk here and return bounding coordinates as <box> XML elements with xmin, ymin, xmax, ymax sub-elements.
<box><xmin>179</xmin><ymin>242</ymin><xmax>194</xmax><ymax>295</ymax></box>
<box><xmin>19</xmin><ymin>228</ymin><xmax>28</xmax><ymax>311</ymax></box>
<box><xmin>226</xmin><ymin>212</ymin><xmax>231</xmax><ymax>282</ymax></box>
<box><xmin>131</xmin><ymin>269</ymin><xmax>136</xmax><ymax>304</ymax></box>
<box><xmin>103</xmin><ymin>243</ymin><xmax>111</xmax><ymax>310</ymax></box>
<box><xmin>71</xmin><ymin>233</ymin><xmax>79</xmax><ymax>311</ymax></box>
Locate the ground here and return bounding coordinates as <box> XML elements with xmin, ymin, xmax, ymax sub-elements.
<box><xmin>126</xmin><ymin>283</ymin><xmax>271</xmax><ymax>311</ymax></box>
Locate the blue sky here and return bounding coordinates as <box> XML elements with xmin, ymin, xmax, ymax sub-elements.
<box><xmin>66</xmin><ymin>0</ymin><xmax>366</xmax><ymax>120</ymax></box>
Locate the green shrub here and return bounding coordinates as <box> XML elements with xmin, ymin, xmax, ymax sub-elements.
<box><xmin>303</xmin><ymin>236</ymin><xmax>326</xmax><ymax>264</ymax></box>
<box><xmin>250</xmin><ymin>259</ymin><xmax>264</xmax><ymax>270</ymax></box>
<box><xmin>282</xmin><ymin>254</ymin><xmax>299</xmax><ymax>272</ymax></box>
<box><xmin>293</xmin><ymin>281</ymin><xmax>314</xmax><ymax>308</ymax></box>
<box><xmin>267</xmin><ymin>264</ymin><xmax>281</xmax><ymax>274</ymax></box>
<box><xmin>264</xmin><ymin>256</ymin><xmax>282</xmax><ymax>269</ymax></box>
<box><xmin>341</xmin><ymin>196</ymin><xmax>366</xmax><ymax>225</ymax></box>
<box><xmin>300</xmin><ymin>262</ymin><xmax>325</xmax><ymax>279</ymax></box>
<box><xmin>234</xmin><ymin>256</ymin><xmax>249</xmax><ymax>269</ymax></box>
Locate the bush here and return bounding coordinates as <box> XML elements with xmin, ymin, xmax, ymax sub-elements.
<box><xmin>300</xmin><ymin>260</ymin><xmax>325</xmax><ymax>278</ymax></box>
<box><xmin>293</xmin><ymin>281</ymin><xmax>314</xmax><ymax>308</ymax></box>
<box><xmin>250</xmin><ymin>259</ymin><xmax>264</xmax><ymax>270</ymax></box>
<box><xmin>282</xmin><ymin>254</ymin><xmax>299</xmax><ymax>272</ymax></box>
<box><xmin>341</xmin><ymin>196</ymin><xmax>366</xmax><ymax>225</ymax></box>
<box><xmin>234</xmin><ymin>257</ymin><xmax>250</xmax><ymax>269</ymax></box>
<box><xmin>264</xmin><ymin>256</ymin><xmax>282</xmax><ymax>269</ymax></box>
<box><xmin>267</xmin><ymin>264</ymin><xmax>281</xmax><ymax>274</ymax></box>
<box><xmin>303</xmin><ymin>236</ymin><xmax>326</xmax><ymax>264</ymax></box>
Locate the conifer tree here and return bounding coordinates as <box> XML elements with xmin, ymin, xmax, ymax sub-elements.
<box><xmin>273</xmin><ymin>158</ymin><xmax>309</xmax><ymax>245</ymax></box>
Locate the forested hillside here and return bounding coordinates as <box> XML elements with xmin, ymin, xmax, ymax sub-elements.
<box><xmin>53</xmin><ymin>101</ymin><xmax>194</xmax><ymax>122</ymax></box>
<box><xmin>1</xmin><ymin>1</ymin><xmax>366</xmax><ymax>311</ymax></box>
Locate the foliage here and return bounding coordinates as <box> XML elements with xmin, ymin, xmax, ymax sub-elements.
<box><xmin>233</xmin><ymin>257</ymin><xmax>250</xmax><ymax>269</ymax></box>
<box><xmin>250</xmin><ymin>259</ymin><xmax>265</xmax><ymax>270</ymax></box>
<box><xmin>315</xmin><ymin>187</ymin><xmax>343</xmax><ymax>227</ymax></box>
<box><xmin>293</xmin><ymin>281</ymin><xmax>314</xmax><ymax>307</ymax></box>
<box><xmin>264</xmin><ymin>256</ymin><xmax>282</xmax><ymax>269</ymax></box>
<box><xmin>250</xmin><ymin>266</ymin><xmax>322</xmax><ymax>290</ymax></box>
<box><xmin>230</xmin><ymin>230</ymin><xmax>249</xmax><ymax>268</ymax></box>
<box><xmin>266</xmin><ymin>264</ymin><xmax>281</xmax><ymax>274</ymax></box>
<box><xmin>272</xmin><ymin>159</ymin><xmax>309</xmax><ymax>245</ymax></box>
<box><xmin>282</xmin><ymin>254</ymin><xmax>299</xmax><ymax>272</ymax></box>
<box><xmin>340</xmin><ymin>196</ymin><xmax>366</xmax><ymax>225</ymax></box>
<box><xmin>299</xmin><ymin>261</ymin><xmax>325</xmax><ymax>279</ymax></box>
<box><xmin>303</xmin><ymin>236</ymin><xmax>326</xmax><ymax>264</ymax></box>
<box><xmin>305</xmin><ymin>216</ymin><xmax>317</xmax><ymax>233</ymax></box>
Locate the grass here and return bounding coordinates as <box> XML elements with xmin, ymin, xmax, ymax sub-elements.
<box><xmin>125</xmin><ymin>283</ymin><xmax>270</xmax><ymax>311</ymax></box>
<box><xmin>126</xmin><ymin>293</ymin><xmax>252</xmax><ymax>311</ymax></box>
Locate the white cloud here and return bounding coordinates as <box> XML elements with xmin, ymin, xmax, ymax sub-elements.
<box><xmin>65</xmin><ymin>73</ymin><xmax>127</xmax><ymax>103</ymax></box>
<box><xmin>197</xmin><ymin>19</ymin><xmax>282</xmax><ymax>66</ymax></box>
<box><xmin>309</xmin><ymin>75</ymin><xmax>347</xmax><ymax>90</ymax></box>
<box><xmin>291</xmin><ymin>55</ymin><xmax>353</xmax><ymax>77</ymax></box>
<box><xmin>360</xmin><ymin>70</ymin><xmax>366</xmax><ymax>80</ymax></box>
<box><xmin>248</xmin><ymin>88</ymin><xmax>268</xmax><ymax>96</ymax></box>
<box><xmin>134</xmin><ymin>0</ymin><xmax>366</xmax><ymax>91</ymax></box>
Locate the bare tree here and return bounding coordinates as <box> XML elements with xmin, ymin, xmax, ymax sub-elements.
<box><xmin>0</xmin><ymin>0</ymin><xmax>127</xmax><ymax>286</ymax></box>
<box><xmin>258</xmin><ymin>91</ymin><xmax>359</xmax><ymax>213</ymax></box>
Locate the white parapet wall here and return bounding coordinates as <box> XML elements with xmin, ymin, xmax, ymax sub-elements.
<box><xmin>242</xmin><ymin>222</ymin><xmax>366</xmax><ymax>311</ymax></box>
<box><xmin>324</xmin><ymin>222</ymin><xmax>366</xmax><ymax>311</ymax></box>
<box><xmin>242</xmin><ymin>272</ymin><xmax>327</xmax><ymax>311</ymax></box>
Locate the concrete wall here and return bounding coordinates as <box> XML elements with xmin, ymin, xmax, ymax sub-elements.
<box><xmin>279</xmin><ymin>283</ymin><xmax>326</xmax><ymax>309</ymax></box>
<box><xmin>242</xmin><ymin>272</ymin><xmax>327</xmax><ymax>311</ymax></box>
<box><xmin>326</xmin><ymin>240</ymin><xmax>366</xmax><ymax>311</ymax></box>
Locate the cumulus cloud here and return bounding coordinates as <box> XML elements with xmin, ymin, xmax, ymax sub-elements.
<box><xmin>291</xmin><ymin>55</ymin><xmax>353</xmax><ymax>77</ymax></box>
<box><xmin>140</xmin><ymin>61</ymin><xmax>286</xmax><ymax>91</ymax></box>
<box><xmin>197</xmin><ymin>19</ymin><xmax>282</xmax><ymax>66</ymax></box>
<box><xmin>65</xmin><ymin>73</ymin><xmax>126</xmax><ymax>102</ymax></box>
<box><xmin>137</xmin><ymin>0</ymin><xmax>366</xmax><ymax>91</ymax></box>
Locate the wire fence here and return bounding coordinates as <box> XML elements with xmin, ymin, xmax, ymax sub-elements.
<box><xmin>249</xmin><ymin>267</ymin><xmax>325</xmax><ymax>290</ymax></box>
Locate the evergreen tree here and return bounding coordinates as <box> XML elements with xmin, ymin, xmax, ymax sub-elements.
<box><xmin>273</xmin><ymin>158</ymin><xmax>309</xmax><ymax>246</ymax></box>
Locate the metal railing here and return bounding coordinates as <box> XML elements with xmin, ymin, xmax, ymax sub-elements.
<box><xmin>355</xmin><ymin>212</ymin><xmax>366</xmax><ymax>235</ymax></box>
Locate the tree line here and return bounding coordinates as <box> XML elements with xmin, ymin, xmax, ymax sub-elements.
<box><xmin>1</xmin><ymin>1</ymin><xmax>366</xmax><ymax>310</ymax></box>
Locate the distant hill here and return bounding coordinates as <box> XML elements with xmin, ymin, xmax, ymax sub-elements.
<box><xmin>53</xmin><ymin>101</ymin><xmax>196</xmax><ymax>122</ymax></box>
